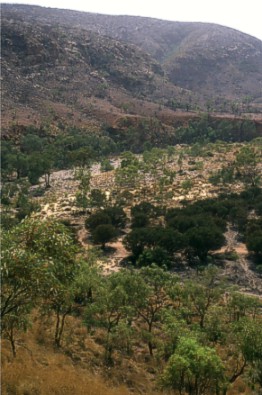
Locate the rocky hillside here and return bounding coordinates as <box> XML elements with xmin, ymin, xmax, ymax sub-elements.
<box><xmin>1</xmin><ymin>3</ymin><xmax>262</xmax><ymax>133</ymax></box>
<box><xmin>34</xmin><ymin>7</ymin><xmax>262</xmax><ymax>102</ymax></box>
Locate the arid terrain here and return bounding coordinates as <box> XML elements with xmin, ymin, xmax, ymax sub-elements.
<box><xmin>1</xmin><ymin>4</ymin><xmax>262</xmax><ymax>395</ymax></box>
<box><xmin>2</xmin><ymin>3</ymin><xmax>262</xmax><ymax>138</ymax></box>
<box><xmin>29</xmin><ymin>141</ymin><xmax>261</xmax><ymax>295</ymax></box>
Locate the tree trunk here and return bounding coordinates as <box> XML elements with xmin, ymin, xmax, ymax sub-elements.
<box><xmin>54</xmin><ymin>310</ymin><xmax>61</xmax><ymax>347</ymax></box>
<box><xmin>45</xmin><ymin>173</ymin><xmax>50</xmax><ymax>188</ymax></box>
<box><xmin>148</xmin><ymin>341</ymin><xmax>153</xmax><ymax>357</ymax></box>
<box><xmin>10</xmin><ymin>336</ymin><xmax>16</xmax><ymax>358</ymax></box>
<box><xmin>222</xmin><ymin>360</ymin><xmax>247</xmax><ymax>395</ymax></box>
<box><xmin>148</xmin><ymin>322</ymin><xmax>154</xmax><ymax>356</ymax></box>
<box><xmin>200</xmin><ymin>314</ymin><xmax>205</xmax><ymax>328</ymax></box>
<box><xmin>8</xmin><ymin>327</ymin><xmax>17</xmax><ymax>358</ymax></box>
<box><xmin>105</xmin><ymin>331</ymin><xmax>114</xmax><ymax>366</ymax></box>
<box><xmin>55</xmin><ymin>310</ymin><xmax>68</xmax><ymax>347</ymax></box>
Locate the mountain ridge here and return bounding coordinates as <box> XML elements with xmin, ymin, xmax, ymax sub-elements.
<box><xmin>1</xmin><ymin>3</ymin><xmax>262</xmax><ymax>136</ymax></box>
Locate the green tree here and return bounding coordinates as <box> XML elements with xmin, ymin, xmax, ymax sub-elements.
<box><xmin>89</xmin><ymin>189</ymin><xmax>107</xmax><ymax>208</ymax></box>
<box><xmin>123</xmin><ymin>227</ymin><xmax>150</xmax><ymax>257</ymax></box>
<box><xmin>124</xmin><ymin>226</ymin><xmax>184</xmax><ymax>259</ymax></box>
<box><xmin>243</xmin><ymin>319</ymin><xmax>262</xmax><ymax>393</ymax></box>
<box><xmin>20</xmin><ymin>134</ymin><xmax>43</xmax><ymax>154</ymax></box>
<box><xmin>115</xmin><ymin>164</ymin><xmax>140</xmax><ymax>189</ymax></box>
<box><xmin>68</xmin><ymin>146</ymin><xmax>94</xmax><ymax>167</ymax></box>
<box><xmin>92</xmin><ymin>224</ymin><xmax>117</xmax><ymax>249</ymax></box>
<box><xmin>223</xmin><ymin>317</ymin><xmax>262</xmax><ymax>394</ymax></box>
<box><xmin>181</xmin><ymin>267</ymin><xmax>224</xmax><ymax>328</ymax></box>
<box><xmin>1</xmin><ymin>223</ymin><xmax>45</xmax><ymax>321</ymax></box>
<box><xmin>131</xmin><ymin>201</ymin><xmax>161</xmax><ymax>219</ymax></box>
<box><xmin>103</xmin><ymin>205</ymin><xmax>127</xmax><ymax>229</ymax></box>
<box><xmin>1</xmin><ymin>143</ymin><xmax>27</xmax><ymax>180</ymax></box>
<box><xmin>15</xmin><ymin>192</ymin><xmax>40</xmax><ymax>221</ymax></box>
<box><xmin>227</xmin><ymin>291</ymin><xmax>262</xmax><ymax>322</ymax></box>
<box><xmin>132</xmin><ymin>265</ymin><xmax>173</xmax><ymax>356</ymax></box>
<box><xmin>235</xmin><ymin>146</ymin><xmax>260</xmax><ymax>187</ymax></box>
<box><xmin>32</xmin><ymin>219</ymin><xmax>78</xmax><ymax>347</ymax></box>
<box><xmin>186</xmin><ymin>225</ymin><xmax>225</xmax><ymax>263</ymax></box>
<box><xmin>27</xmin><ymin>152</ymin><xmax>53</xmax><ymax>187</ymax></box>
<box><xmin>120</xmin><ymin>151</ymin><xmax>139</xmax><ymax>168</ymax></box>
<box><xmin>137</xmin><ymin>246</ymin><xmax>171</xmax><ymax>268</ymax></box>
<box><xmin>131</xmin><ymin>212</ymin><xmax>150</xmax><ymax>228</ymax></box>
<box><xmin>1</xmin><ymin>309</ymin><xmax>30</xmax><ymax>357</ymax></box>
<box><xmin>157</xmin><ymin>227</ymin><xmax>185</xmax><ymax>255</ymax></box>
<box><xmin>85</xmin><ymin>211</ymin><xmax>111</xmax><ymax>231</ymax></box>
<box><xmin>101</xmin><ymin>159</ymin><xmax>114</xmax><ymax>172</ymax></box>
<box><xmin>1</xmin><ymin>218</ymin><xmax>79</xmax><ymax>349</ymax></box>
<box><xmin>74</xmin><ymin>166</ymin><xmax>91</xmax><ymax>209</ymax></box>
<box><xmin>73</xmin><ymin>252</ymin><xmax>102</xmax><ymax>306</ymax></box>
<box><xmin>161</xmin><ymin>336</ymin><xmax>225</xmax><ymax>395</ymax></box>
<box><xmin>86</xmin><ymin>206</ymin><xmax>127</xmax><ymax>232</ymax></box>
<box><xmin>14</xmin><ymin>153</ymin><xmax>29</xmax><ymax>179</ymax></box>
<box><xmin>84</xmin><ymin>270</ymin><xmax>136</xmax><ymax>363</ymax></box>
<box><xmin>246</xmin><ymin>230</ymin><xmax>262</xmax><ymax>258</ymax></box>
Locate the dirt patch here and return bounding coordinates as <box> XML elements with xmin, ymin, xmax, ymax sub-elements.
<box><xmin>220</xmin><ymin>226</ymin><xmax>262</xmax><ymax>296</ymax></box>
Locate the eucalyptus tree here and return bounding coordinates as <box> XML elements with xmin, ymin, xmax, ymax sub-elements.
<box><xmin>178</xmin><ymin>266</ymin><xmax>225</xmax><ymax>328</ymax></box>
<box><xmin>142</xmin><ymin>147</ymin><xmax>168</xmax><ymax>193</ymax></box>
<box><xmin>161</xmin><ymin>336</ymin><xmax>226</xmax><ymax>395</ymax></box>
<box><xmin>84</xmin><ymin>270</ymin><xmax>138</xmax><ymax>363</ymax></box>
<box><xmin>1</xmin><ymin>218</ymin><xmax>80</xmax><ymax>349</ymax></box>
<box><xmin>115</xmin><ymin>164</ymin><xmax>140</xmax><ymax>189</ymax></box>
<box><xmin>235</xmin><ymin>145</ymin><xmax>260</xmax><ymax>187</ymax></box>
<box><xmin>131</xmin><ymin>265</ymin><xmax>174</xmax><ymax>356</ymax></box>
<box><xmin>89</xmin><ymin>188</ymin><xmax>107</xmax><ymax>209</ymax></box>
<box><xmin>120</xmin><ymin>151</ymin><xmax>139</xmax><ymax>168</ymax></box>
<box><xmin>222</xmin><ymin>316</ymin><xmax>262</xmax><ymax>394</ymax></box>
<box><xmin>74</xmin><ymin>166</ymin><xmax>91</xmax><ymax>210</ymax></box>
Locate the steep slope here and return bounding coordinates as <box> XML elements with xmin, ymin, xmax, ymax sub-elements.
<box><xmin>0</xmin><ymin>15</ymin><xmax>165</xmax><ymax>109</ymax></box>
<box><xmin>2</xmin><ymin>3</ymin><xmax>262</xmax><ymax>103</ymax></box>
<box><xmin>2</xmin><ymin>6</ymin><xmax>196</xmax><ymax>131</ymax></box>
<box><xmin>1</xmin><ymin>4</ymin><xmax>262</xmax><ymax>138</ymax></box>
<box><xmin>162</xmin><ymin>24</ymin><xmax>262</xmax><ymax>100</ymax></box>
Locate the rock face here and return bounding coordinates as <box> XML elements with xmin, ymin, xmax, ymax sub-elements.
<box><xmin>1</xmin><ymin>3</ymin><xmax>262</xmax><ymax>133</ymax></box>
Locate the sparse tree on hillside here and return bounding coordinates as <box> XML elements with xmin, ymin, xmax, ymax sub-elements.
<box><xmin>84</xmin><ymin>270</ymin><xmax>137</xmax><ymax>364</ymax></box>
<box><xmin>222</xmin><ymin>317</ymin><xmax>262</xmax><ymax>394</ymax></box>
<box><xmin>115</xmin><ymin>164</ymin><xmax>140</xmax><ymax>189</ymax></box>
<box><xmin>120</xmin><ymin>151</ymin><xmax>139</xmax><ymax>168</ymax></box>
<box><xmin>178</xmin><ymin>152</ymin><xmax>184</xmax><ymax>173</ymax></box>
<box><xmin>89</xmin><ymin>188</ymin><xmax>107</xmax><ymax>209</ymax></box>
<box><xmin>235</xmin><ymin>146</ymin><xmax>260</xmax><ymax>187</ymax></box>
<box><xmin>181</xmin><ymin>267</ymin><xmax>224</xmax><ymax>328</ymax></box>
<box><xmin>132</xmin><ymin>265</ymin><xmax>173</xmax><ymax>356</ymax></box>
<box><xmin>74</xmin><ymin>166</ymin><xmax>91</xmax><ymax>210</ymax></box>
